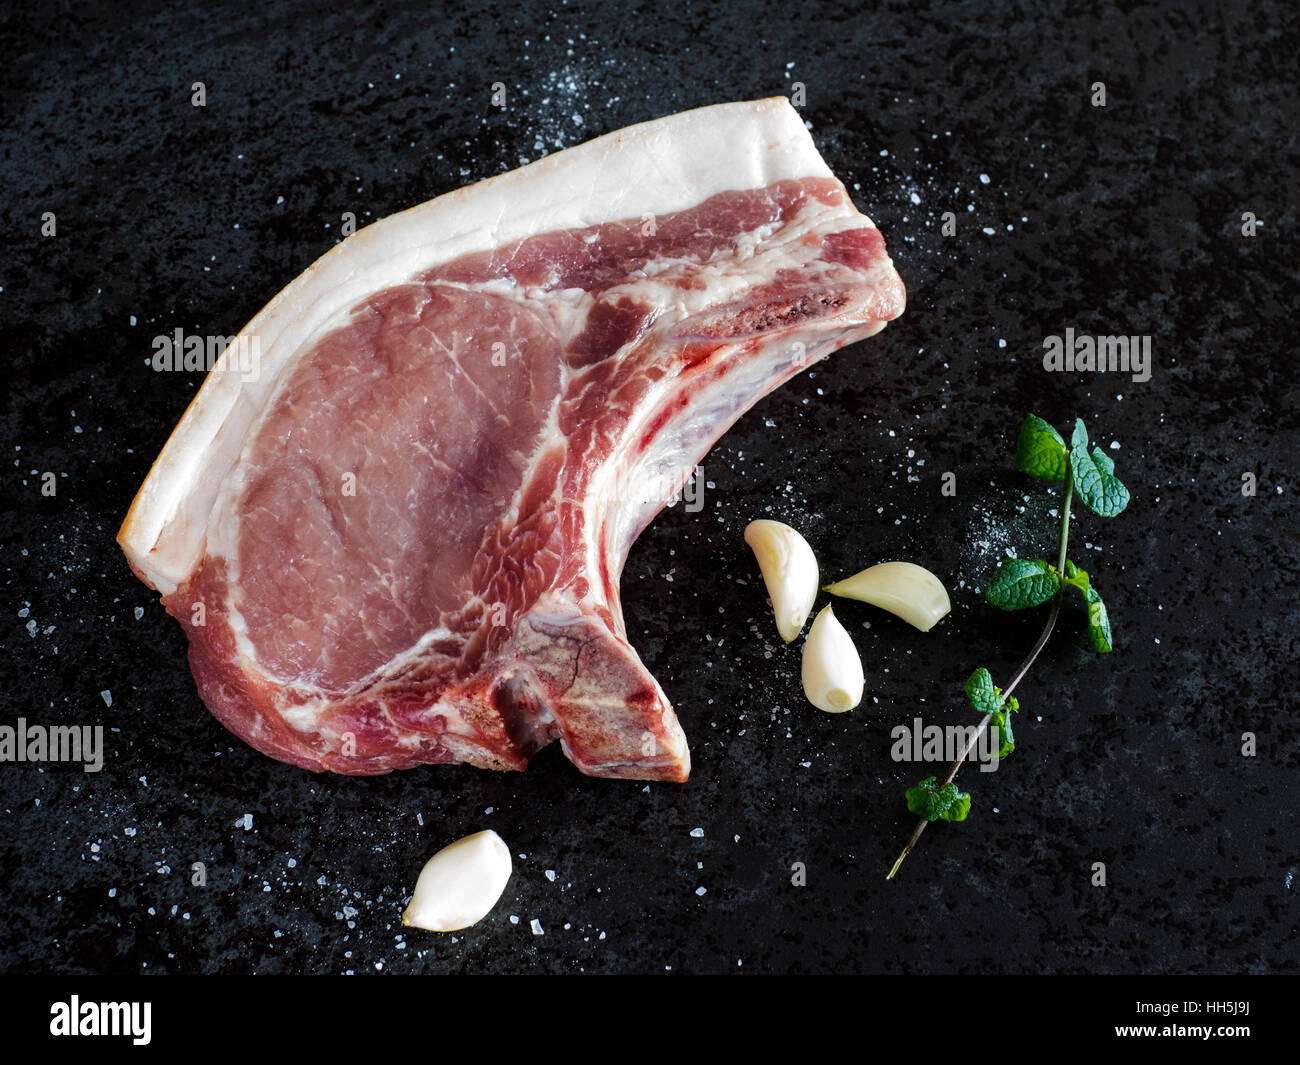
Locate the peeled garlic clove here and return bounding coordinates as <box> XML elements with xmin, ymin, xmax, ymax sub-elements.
<box><xmin>402</xmin><ymin>829</ymin><xmax>512</xmax><ymax>932</ymax></box>
<box><xmin>824</xmin><ymin>561</ymin><xmax>951</xmax><ymax>632</ymax></box>
<box><xmin>744</xmin><ymin>519</ymin><xmax>819</xmax><ymax>643</ymax></box>
<box><xmin>801</xmin><ymin>605</ymin><xmax>864</xmax><ymax>713</ymax></box>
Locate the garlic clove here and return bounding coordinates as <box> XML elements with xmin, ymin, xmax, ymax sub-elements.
<box><xmin>401</xmin><ymin>829</ymin><xmax>512</xmax><ymax>932</ymax></box>
<box><xmin>801</xmin><ymin>604</ymin><xmax>864</xmax><ymax>713</ymax></box>
<box><xmin>744</xmin><ymin>519</ymin><xmax>819</xmax><ymax>643</ymax></box>
<box><xmin>824</xmin><ymin>561</ymin><xmax>951</xmax><ymax>632</ymax></box>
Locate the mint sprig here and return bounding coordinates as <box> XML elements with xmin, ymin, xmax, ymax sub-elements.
<box><xmin>888</xmin><ymin>414</ymin><xmax>1129</xmax><ymax>880</ymax></box>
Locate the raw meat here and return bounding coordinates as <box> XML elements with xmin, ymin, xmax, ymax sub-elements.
<box><xmin>118</xmin><ymin>99</ymin><xmax>905</xmax><ymax>782</ymax></box>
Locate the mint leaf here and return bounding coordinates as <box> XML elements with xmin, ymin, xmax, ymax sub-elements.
<box><xmin>964</xmin><ymin>667</ymin><xmax>1001</xmax><ymax>716</ymax></box>
<box><xmin>906</xmin><ymin>777</ymin><xmax>971</xmax><ymax>822</ymax></box>
<box><xmin>1085</xmin><ymin>584</ymin><xmax>1113</xmax><ymax>652</ymax></box>
<box><xmin>992</xmin><ymin>710</ymin><xmax>1015</xmax><ymax>759</ymax></box>
<box><xmin>987</xmin><ymin>558</ymin><xmax>1060</xmax><ymax>611</ymax></box>
<box><xmin>1061</xmin><ymin>561</ymin><xmax>1112</xmax><ymax>651</ymax></box>
<box><xmin>968</xmin><ymin>668</ymin><xmax>1017</xmax><ymax>758</ymax></box>
<box><xmin>1070</xmin><ymin>444</ymin><xmax>1130</xmax><ymax>517</ymax></box>
<box><xmin>1015</xmin><ymin>414</ymin><xmax>1069</xmax><ymax>481</ymax></box>
<box><xmin>1071</xmin><ymin>417</ymin><xmax>1088</xmax><ymax>451</ymax></box>
<box><xmin>1061</xmin><ymin>559</ymin><xmax>1090</xmax><ymax>594</ymax></box>
<box><xmin>940</xmin><ymin>790</ymin><xmax>971</xmax><ymax>821</ymax></box>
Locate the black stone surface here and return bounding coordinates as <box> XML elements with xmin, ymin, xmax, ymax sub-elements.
<box><xmin>1</xmin><ymin>0</ymin><xmax>1296</xmax><ymax>975</ymax></box>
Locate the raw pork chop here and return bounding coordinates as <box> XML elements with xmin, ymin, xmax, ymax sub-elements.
<box><xmin>119</xmin><ymin>99</ymin><xmax>905</xmax><ymax>781</ymax></box>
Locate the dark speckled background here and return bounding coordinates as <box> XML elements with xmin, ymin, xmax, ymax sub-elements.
<box><xmin>1</xmin><ymin>0</ymin><xmax>1296</xmax><ymax>975</ymax></box>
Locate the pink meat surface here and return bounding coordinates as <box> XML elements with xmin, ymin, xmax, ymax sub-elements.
<box><xmin>128</xmin><ymin>105</ymin><xmax>905</xmax><ymax>782</ymax></box>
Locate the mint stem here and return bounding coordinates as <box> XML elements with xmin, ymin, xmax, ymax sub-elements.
<box><xmin>887</xmin><ymin>474</ymin><xmax>1074</xmax><ymax>880</ymax></box>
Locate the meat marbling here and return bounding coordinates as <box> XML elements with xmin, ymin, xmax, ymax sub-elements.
<box><xmin>119</xmin><ymin>98</ymin><xmax>905</xmax><ymax>782</ymax></box>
